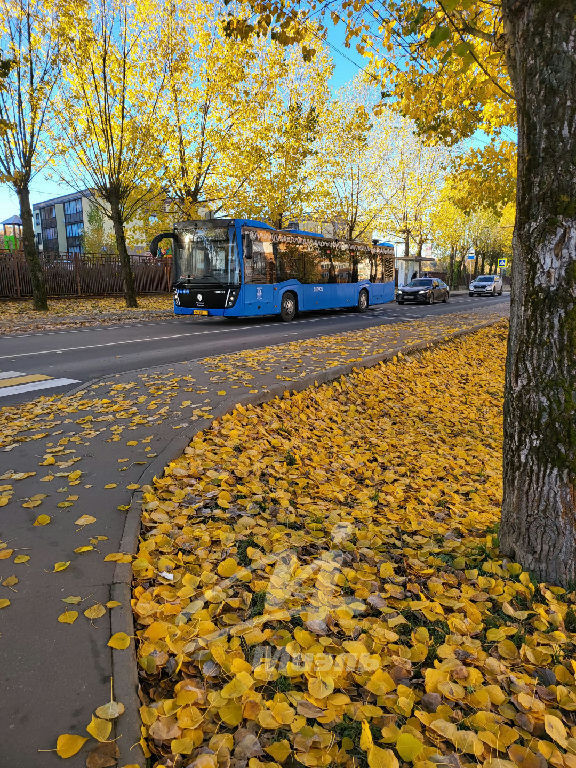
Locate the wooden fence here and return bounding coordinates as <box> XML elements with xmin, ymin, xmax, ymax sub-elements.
<box><xmin>0</xmin><ymin>251</ymin><xmax>173</xmax><ymax>299</ymax></box>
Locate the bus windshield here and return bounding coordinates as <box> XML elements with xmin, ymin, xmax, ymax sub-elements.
<box><xmin>177</xmin><ymin>225</ymin><xmax>240</xmax><ymax>285</ymax></box>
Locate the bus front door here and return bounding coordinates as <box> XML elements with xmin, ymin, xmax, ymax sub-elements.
<box><xmin>242</xmin><ymin>283</ymin><xmax>276</xmax><ymax>316</ymax></box>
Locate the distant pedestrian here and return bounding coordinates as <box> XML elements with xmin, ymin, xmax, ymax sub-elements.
<box><xmin>411</xmin><ymin>270</ymin><xmax>417</xmax><ymax>280</ymax></box>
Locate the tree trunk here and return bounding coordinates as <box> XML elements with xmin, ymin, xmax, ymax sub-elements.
<box><xmin>500</xmin><ymin>0</ymin><xmax>576</xmax><ymax>585</ymax></box>
<box><xmin>415</xmin><ymin>238</ymin><xmax>424</xmax><ymax>276</ymax></box>
<box><xmin>109</xmin><ymin>196</ymin><xmax>138</xmax><ymax>308</ymax></box>
<box><xmin>16</xmin><ymin>184</ymin><xmax>48</xmax><ymax>311</ymax></box>
<box><xmin>449</xmin><ymin>246</ymin><xmax>456</xmax><ymax>289</ymax></box>
<box><xmin>456</xmin><ymin>252</ymin><xmax>466</xmax><ymax>288</ymax></box>
<box><xmin>403</xmin><ymin>230</ymin><xmax>412</xmax><ymax>277</ymax></box>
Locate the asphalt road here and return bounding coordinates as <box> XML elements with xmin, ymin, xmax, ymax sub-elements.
<box><xmin>0</xmin><ymin>293</ymin><xmax>509</xmax><ymax>405</ymax></box>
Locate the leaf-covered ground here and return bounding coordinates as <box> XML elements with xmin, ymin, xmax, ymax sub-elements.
<box><xmin>133</xmin><ymin>321</ymin><xmax>576</xmax><ymax>768</ymax></box>
<box><xmin>0</xmin><ymin>295</ymin><xmax>171</xmax><ymax>335</ymax></box>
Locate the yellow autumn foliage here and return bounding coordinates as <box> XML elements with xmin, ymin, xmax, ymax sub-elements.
<box><xmin>131</xmin><ymin>322</ymin><xmax>576</xmax><ymax>767</ymax></box>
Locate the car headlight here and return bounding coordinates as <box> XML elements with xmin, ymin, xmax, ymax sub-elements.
<box><xmin>418</xmin><ymin>290</ymin><xmax>427</xmax><ymax>294</ymax></box>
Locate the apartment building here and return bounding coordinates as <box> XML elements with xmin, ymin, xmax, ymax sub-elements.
<box><xmin>33</xmin><ymin>190</ymin><xmax>99</xmax><ymax>255</ymax></box>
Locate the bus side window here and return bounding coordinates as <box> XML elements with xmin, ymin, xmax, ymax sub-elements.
<box><xmin>319</xmin><ymin>244</ymin><xmax>337</xmax><ymax>283</ymax></box>
<box><xmin>244</xmin><ymin>231</ymin><xmax>276</xmax><ymax>284</ymax></box>
<box><xmin>243</xmin><ymin>234</ymin><xmax>253</xmax><ymax>260</ymax></box>
<box><xmin>275</xmin><ymin>242</ymin><xmax>287</xmax><ymax>282</ymax></box>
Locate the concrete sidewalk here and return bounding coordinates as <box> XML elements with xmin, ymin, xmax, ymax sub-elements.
<box><xmin>0</xmin><ymin>305</ymin><xmax>508</xmax><ymax>767</ymax></box>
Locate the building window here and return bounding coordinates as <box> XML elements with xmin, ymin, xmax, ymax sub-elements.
<box><xmin>36</xmin><ymin>233</ymin><xmax>42</xmax><ymax>245</ymax></box>
<box><xmin>35</xmin><ymin>212</ymin><xmax>40</xmax><ymax>226</ymax></box>
<box><xmin>66</xmin><ymin>222</ymin><xmax>84</xmax><ymax>238</ymax></box>
<box><xmin>44</xmin><ymin>226</ymin><xmax>58</xmax><ymax>240</ymax></box>
<box><xmin>64</xmin><ymin>198</ymin><xmax>83</xmax><ymax>216</ymax></box>
<box><xmin>41</xmin><ymin>205</ymin><xmax>56</xmax><ymax>220</ymax></box>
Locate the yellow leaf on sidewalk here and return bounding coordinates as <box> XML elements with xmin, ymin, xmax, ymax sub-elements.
<box><xmin>84</xmin><ymin>603</ymin><xmax>106</xmax><ymax>620</ymax></box>
<box><xmin>56</xmin><ymin>734</ymin><xmax>88</xmax><ymax>758</ymax></box>
<box><xmin>108</xmin><ymin>632</ymin><xmax>131</xmax><ymax>650</ymax></box>
<box><xmin>75</xmin><ymin>514</ymin><xmax>96</xmax><ymax>526</ymax></box>
<box><xmin>86</xmin><ymin>714</ymin><xmax>112</xmax><ymax>742</ymax></box>
<box><xmin>58</xmin><ymin>610</ymin><xmax>78</xmax><ymax>624</ymax></box>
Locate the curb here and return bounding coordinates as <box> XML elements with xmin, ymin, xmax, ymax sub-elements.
<box><xmin>109</xmin><ymin>314</ymin><xmax>506</xmax><ymax>767</ymax></box>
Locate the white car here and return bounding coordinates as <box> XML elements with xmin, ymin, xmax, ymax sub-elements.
<box><xmin>469</xmin><ymin>274</ymin><xmax>503</xmax><ymax>296</ymax></box>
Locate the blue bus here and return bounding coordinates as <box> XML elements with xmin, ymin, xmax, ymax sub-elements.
<box><xmin>150</xmin><ymin>219</ymin><xmax>395</xmax><ymax>321</ymax></box>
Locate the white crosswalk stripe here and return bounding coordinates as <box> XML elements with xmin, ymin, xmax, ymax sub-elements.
<box><xmin>0</xmin><ymin>370</ymin><xmax>79</xmax><ymax>399</ymax></box>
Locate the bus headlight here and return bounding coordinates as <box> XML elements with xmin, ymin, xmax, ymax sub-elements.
<box><xmin>226</xmin><ymin>289</ymin><xmax>239</xmax><ymax>307</ymax></box>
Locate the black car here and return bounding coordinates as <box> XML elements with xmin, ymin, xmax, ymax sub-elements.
<box><xmin>396</xmin><ymin>278</ymin><xmax>449</xmax><ymax>305</ymax></box>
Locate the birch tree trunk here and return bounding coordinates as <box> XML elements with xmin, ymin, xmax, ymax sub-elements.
<box><xmin>500</xmin><ymin>0</ymin><xmax>576</xmax><ymax>585</ymax></box>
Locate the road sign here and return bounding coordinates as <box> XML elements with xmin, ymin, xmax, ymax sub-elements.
<box><xmin>467</xmin><ymin>254</ymin><xmax>475</xmax><ymax>261</ymax></box>
<box><xmin>498</xmin><ymin>258</ymin><xmax>508</xmax><ymax>267</ymax></box>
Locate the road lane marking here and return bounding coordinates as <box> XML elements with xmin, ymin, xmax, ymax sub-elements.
<box><xmin>0</xmin><ymin>371</ymin><xmax>22</xmax><ymax>380</ymax></box>
<box><xmin>0</xmin><ymin>378</ymin><xmax>79</xmax><ymax>398</ymax></box>
<box><xmin>0</xmin><ymin>369</ymin><xmax>80</xmax><ymax>399</ymax></box>
<box><xmin>0</xmin><ymin>374</ymin><xmax>51</xmax><ymax>387</ymax></box>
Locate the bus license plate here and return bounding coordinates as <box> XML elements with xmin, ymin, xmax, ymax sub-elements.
<box><xmin>193</xmin><ymin>310</ymin><xmax>208</xmax><ymax>315</ymax></box>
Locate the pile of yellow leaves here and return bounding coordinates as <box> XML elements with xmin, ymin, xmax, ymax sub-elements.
<box><xmin>0</xmin><ymin>295</ymin><xmax>171</xmax><ymax>334</ymax></box>
<box><xmin>132</xmin><ymin>321</ymin><xmax>576</xmax><ymax>768</ymax></box>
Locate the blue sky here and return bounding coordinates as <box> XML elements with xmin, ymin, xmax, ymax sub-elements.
<box><xmin>0</xmin><ymin>23</ymin><xmax>367</xmax><ymax>223</ymax></box>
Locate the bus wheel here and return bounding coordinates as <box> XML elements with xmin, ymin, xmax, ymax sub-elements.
<box><xmin>280</xmin><ymin>292</ymin><xmax>297</xmax><ymax>322</ymax></box>
<box><xmin>356</xmin><ymin>289</ymin><xmax>369</xmax><ymax>313</ymax></box>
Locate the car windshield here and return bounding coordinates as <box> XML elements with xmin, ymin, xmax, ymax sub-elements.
<box><xmin>177</xmin><ymin>225</ymin><xmax>240</xmax><ymax>285</ymax></box>
<box><xmin>406</xmin><ymin>278</ymin><xmax>433</xmax><ymax>287</ymax></box>
<box><xmin>476</xmin><ymin>276</ymin><xmax>495</xmax><ymax>282</ymax></box>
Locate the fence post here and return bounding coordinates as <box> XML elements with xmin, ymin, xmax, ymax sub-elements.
<box><xmin>14</xmin><ymin>253</ymin><xmax>21</xmax><ymax>298</ymax></box>
<box><xmin>74</xmin><ymin>253</ymin><xmax>82</xmax><ymax>296</ymax></box>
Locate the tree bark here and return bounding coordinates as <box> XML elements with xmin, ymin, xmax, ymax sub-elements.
<box><xmin>403</xmin><ymin>230</ymin><xmax>412</xmax><ymax>276</ymax></box>
<box><xmin>456</xmin><ymin>251</ymin><xmax>467</xmax><ymax>288</ymax></box>
<box><xmin>109</xmin><ymin>196</ymin><xmax>138</xmax><ymax>308</ymax></box>
<box><xmin>448</xmin><ymin>246</ymin><xmax>455</xmax><ymax>289</ymax></box>
<box><xmin>16</xmin><ymin>184</ymin><xmax>48</xmax><ymax>311</ymax></box>
<box><xmin>500</xmin><ymin>0</ymin><xmax>576</xmax><ymax>585</ymax></box>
